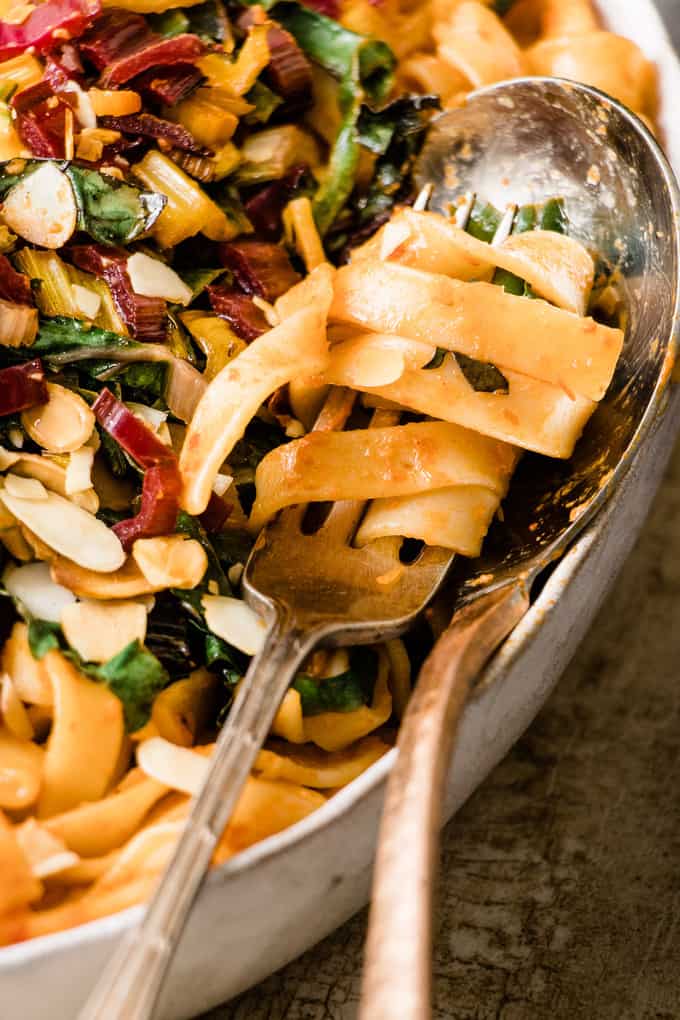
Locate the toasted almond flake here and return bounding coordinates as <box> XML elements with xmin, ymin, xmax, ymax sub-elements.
<box><xmin>2</xmin><ymin>162</ymin><xmax>77</xmax><ymax>249</ymax></box>
<box><xmin>8</xmin><ymin>428</ymin><xmax>23</xmax><ymax>449</ymax></box>
<box><xmin>3</xmin><ymin>560</ymin><xmax>76</xmax><ymax>622</ymax></box>
<box><xmin>4</xmin><ymin>473</ymin><xmax>48</xmax><ymax>500</ymax></box>
<box><xmin>65</xmin><ymin>447</ymin><xmax>94</xmax><ymax>495</ymax></box>
<box><xmin>212</xmin><ymin>473</ymin><xmax>233</xmax><ymax>498</ymax></box>
<box><xmin>61</xmin><ymin>599</ymin><xmax>147</xmax><ymax>663</ymax></box>
<box><xmin>137</xmin><ymin>737</ymin><xmax>209</xmax><ymax>796</ymax></box>
<box><xmin>227</xmin><ymin>562</ymin><xmax>244</xmax><ymax>587</ymax></box>
<box><xmin>132</xmin><ymin>535</ymin><xmax>207</xmax><ymax>589</ymax></box>
<box><xmin>127</xmin><ymin>252</ymin><xmax>192</xmax><ymax>305</ymax></box>
<box><xmin>62</xmin><ymin>82</ymin><xmax>96</xmax><ymax>130</ymax></box>
<box><xmin>202</xmin><ymin>595</ymin><xmax>266</xmax><ymax>656</ymax></box>
<box><xmin>252</xmin><ymin>296</ymin><xmax>280</xmax><ymax>327</ymax></box>
<box><xmin>71</xmin><ymin>283</ymin><xmax>101</xmax><ymax>320</ymax></box>
<box><xmin>0</xmin><ymin>487</ymin><xmax>125</xmax><ymax>573</ymax></box>
<box><xmin>21</xmin><ymin>383</ymin><xmax>95</xmax><ymax>454</ymax></box>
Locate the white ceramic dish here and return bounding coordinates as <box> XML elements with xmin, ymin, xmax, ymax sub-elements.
<box><xmin>2</xmin><ymin>4</ymin><xmax>680</xmax><ymax>1017</ymax></box>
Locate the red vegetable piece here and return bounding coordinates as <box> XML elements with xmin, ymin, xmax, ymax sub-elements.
<box><xmin>131</xmin><ymin>64</ymin><xmax>204</xmax><ymax>107</ymax></box>
<box><xmin>78</xmin><ymin>10</ymin><xmax>151</xmax><ymax>70</ymax></box>
<box><xmin>43</xmin><ymin>45</ymin><xmax>86</xmax><ymax>89</ymax></box>
<box><xmin>299</xmin><ymin>0</ymin><xmax>339</xmax><ymax>15</ymax></box>
<box><xmin>0</xmin><ymin>360</ymin><xmax>48</xmax><ymax>416</ymax></box>
<box><xmin>92</xmin><ymin>388</ymin><xmax>176</xmax><ymax>470</ymax></box>
<box><xmin>100</xmin><ymin>34</ymin><xmax>205</xmax><ymax>89</ymax></box>
<box><xmin>207</xmin><ymin>286</ymin><xmax>269</xmax><ymax>342</ymax></box>
<box><xmin>68</xmin><ymin>245</ymin><xmax>167</xmax><ymax>343</ymax></box>
<box><xmin>199</xmin><ymin>491</ymin><xmax>232</xmax><ymax>534</ymax></box>
<box><xmin>10</xmin><ymin>80</ymin><xmax>53</xmax><ymax>115</ymax></box>
<box><xmin>0</xmin><ymin>256</ymin><xmax>33</xmax><ymax>306</ymax></box>
<box><xmin>98</xmin><ymin>113</ymin><xmax>210</xmax><ymax>156</ymax></box>
<box><xmin>264</xmin><ymin>26</ymin><xmax>312</xmax><ymax>101</ymax></box>
<box><xmin>16</xmin><ymin>98</ymin><xmax>71</xmax><ymax>158</ymax></box>
<box><xmin>218</xmin><ymin>241</ymin><xmax>300</xmax><ymax>302</ymax></box>
<box><xmin>243</xmin><ymin>165</ymin><xmax>311</xmax><ymax>240</ymax></box>
<box><xmin>113</xmin><ymin>461</ymin><xmax>181</xmax><ymax>550</ymax></box>
<box><xmin>0</xmin><ymin>0</ymin><xmax>100</xmax><ymax>62</ymax></box>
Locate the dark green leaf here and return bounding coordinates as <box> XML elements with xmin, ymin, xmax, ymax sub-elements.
<box><xmin>423</xmin><ymin>347</ymin><xmax>447</xmax><ymax>370</ymax></box>
<box><xmin>175</xmin><ymin>510</ymin><xmax>231</xmax><ymax>595</ymax></box>
<box><xmin>272</xmin><ymin>3</ymin><xmax>396</xmax><ymax>105</ymax></box>
<box><xmin>456</xmin><ymin>354</ymin><xmax>509</xmax><ymax>394</ymax></box>
<box><xmin>96</xmin><ymin>640</ymin><xmax>169</xmax><ymax>732</ymax></box>
<box><xmin>117</xmin><ymin>361</ymin><xmax>167</xmax><ymax>401</ymax></box>
<box><xmin>148</xmin><ymin>8</ymin><xmax>189</xmax><ymax>36</ymax></box>
<box><xmin>27</xmin><ymin>619</ymin><xmax>61</xmax><ymax>659</ymax></box>
<box><xmin>244</xmin><ymin>81</ymin><xmax>284</xmax><ymax>125</ymax></box>
<box><xmin>466</xmin><ymin>199</ymin><xmax>502</xmax><ymax>243</ymax></box>
<box><xmin>34</xmin><ymin>317</ymin><xmax>134</xmax><ymax>355</ymax></box>
<box><xmin>357</xmin><ymin>94</ymin><xmax>440</xmax><ymax>156</ymax></box>
<box><xmin>539</xmin><ymin>197</ymin><xmax>568</xmax><ymax>234</ymax></box>
<box><xmin>180</xmin><ymin>268</ymin><xmax>226</xmax><ymax>301</ymax></box>
<box><xmin>184</xmin><ymin>0</ymin><xmax>229</xmax><ymax>42</ymax></box>
<box><xmin>65</xmin><ymin>166</ymin><xmax>166</xmax><ymax>247</ymax></box>
<box><xmin>492</xmin><ymin>0</ymin><xmax>518</xmax><ymax>14</ymax></box>
<box><xmin>229</xmin><ymin>418</ymin><xmax>288</xmax><ymax>484</ymax></box>
<box><xmin>513</xmin><ymin>204</ymin><xmax>537</xmax><ymax>234</ymax></box>
<box><xmin>292</xmin><ymin>648</ymin><xmax>378</xmax><ymax>716</ymax></box>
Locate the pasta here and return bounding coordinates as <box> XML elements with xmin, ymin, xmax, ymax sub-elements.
<box><xmin>0</xmin><ymin>0</ymin><xmax>640</xmax><ymax>945</ymax></box>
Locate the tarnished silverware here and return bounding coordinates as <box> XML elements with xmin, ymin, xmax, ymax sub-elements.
<box><xmin>359</xmin><ymin>77</ymin><xmax>680</xmax><ymax>1020</ymax></box>
<box><xmin>80</xmin><ymin>77</ymin><xmax>679</xmax><ymax>1020</ymax></box>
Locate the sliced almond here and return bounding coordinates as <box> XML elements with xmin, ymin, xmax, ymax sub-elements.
<box><xmin>51</xmin><ymin>554</ymin><xmax>162</xmax><ymax>600</ymax></box>
<box><xmin>127</xmin><ymin>252</ymin><xmax>193</xmax><ymax>305</ymax></box>
<box><xmin>202</xmin><ymin>595</ymin><xmax>266</xmax><ymax>656</ymax></box>
<box><xmin>2</xmin><ymin>162</ymin><xmax>77</xmax><ymax>249</ymax></box>
<box><xmin>21</xmin><ymin>383</ymin><xmax>95</xmax><ymax>454</ymax></box>
<box><xmin>3</xmin><ymin>560</ymin><xmax>76</xmax><ymax>622</ymax></box>
<box><xmin>132</xmin><ymin>535</ymin><xmax>208</xmax><ymax>590</ymax></box>
<box><xmin>61</xmin><ymin>599</ymin><xmax>147</xmax><ymax>663</ymax></box>
<box><xmin>0</xmin><ymin>487</ymin><xmax>125</xmax><ymax>573</ymax></box>
<box><xmin>137</xmin><ymin>736</ymin><xmax>209</xmax><ymax>795</ymax></box>
<box><xmin>3</xmin><ymin>472</ymin><xmax>48</xmax><ymax>500</ymax></box>
<box><xmin>65</xmin><ymin>446</ymin><xmax>95</xmax><ymax>495</ymax></box>
<box><xmin>10</xmin><ymin>453</ymin><xmax>98</xmax><ymax>512</ymax></box>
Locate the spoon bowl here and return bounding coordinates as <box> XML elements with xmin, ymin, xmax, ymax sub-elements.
<box><xmin>415</xmin><ymin>77</ymin><xmax>680</xmax><ymax>596</ymax></box>
<box><xmin>361</xmin><ymin>77</ymin><xmax>680</xmax><ymax>1020</ymax></box>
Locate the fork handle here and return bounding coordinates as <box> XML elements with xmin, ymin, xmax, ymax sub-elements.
<box><xmin>78</xmin><ymin>615</ymin><xmax>316</xmax><ymax>1020</ymax></box>
<box><xmin>359</xmin><ymin>580</ymin><xmax>530</xmax><ymax>1020</ymax></box>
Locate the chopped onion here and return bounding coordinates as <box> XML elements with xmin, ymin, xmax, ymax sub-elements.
<box><xmin>3</xmin><ymin>560</ymin><xmax>77</xmax><ymax>622</ymax></box>
<box><xmin>137</xmin><ymin>736</ymin><xmax>209</xmax><ymax>795</ymax></box>
<box><xmin>127</xmin><ymin>252</ymin><xmax>193</xmax><ymax>306</ymax></box>
<box><xmin>202</xmin><ymin>595</ymin><xmax>267</xmax><ymax>656</ymax></box>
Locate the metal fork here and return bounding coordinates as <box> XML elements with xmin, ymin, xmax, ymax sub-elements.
<box><xmin>78</xmin><ymin>175</ymin><xmax>523</xmax><ymax>1020</ymax></box>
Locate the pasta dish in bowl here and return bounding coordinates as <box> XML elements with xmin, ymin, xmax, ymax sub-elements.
<box><xmin>0</xmin><ymin>0</ymin><xmax>671</xmax><ymax>971</ymax></box>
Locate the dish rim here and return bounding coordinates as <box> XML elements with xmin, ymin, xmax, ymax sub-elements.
<box><xmin>1</xmin><ymin>0</ymin><xmax>680</xmax><ymax>972</ymax></box>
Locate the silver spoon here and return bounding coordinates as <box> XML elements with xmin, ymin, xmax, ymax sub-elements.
<box><xmin>359</xmin><ymin>76</ymin><xmax>680</xmax><ymax>1020</ymax></box>
<box><xmin>79</xmin><ymin>78</ymin><xmax>680</xmax><ymax>1020</ymax></box>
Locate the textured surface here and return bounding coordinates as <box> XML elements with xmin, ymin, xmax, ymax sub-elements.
<box><xmin>202</xmin><ymin>7</ymin><xmax>680</xmax><ymax>1018</ymax></box>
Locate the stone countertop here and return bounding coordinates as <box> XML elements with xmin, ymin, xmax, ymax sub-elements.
<box><xmin>204</xmin><ymin>7</ymin><xmax>680</xmax><ymax>1018</ymax></box>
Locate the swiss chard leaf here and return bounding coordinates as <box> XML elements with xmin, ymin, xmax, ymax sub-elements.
<box><xmin>65</xmin><ymin>166</ymin><xmax>166</xmax><ymax>247</ymax></box>
<box><xmin>292</xmin><ymin>648</ymin><xmax>378</xmax><ymax>716</ymax></box>
<box><xmin>96</xmin><ymin>639</ymin><xmax>169</xmax><ymax>732</ymax></box>
<box><xmin>27</xmin><ymin>618</ymin><xmax>61</xmax><ymax>658</ymax></box>
<box><xmin>179</xmin><ymin>267</ymin><xmax>226</xmax><ymax>301</ymax></box>
<box><xmin>184</xmin><ymin>0</ymin><xmax>229</xmax><ymax>42</ymax></box>
<box><xmin>456</xmin><ymin>354</ymin><xmax>509</xmax><ymax>394</ymax></box>
<box><xmin>26</xmin><ymin>620</ymin><xmax>169</xmax><ymax>732</ymax></box>
<box><xmin>33</xmin><ymin>317</ymin><xmax>135</xmax><ymax>355</ymax></box>
<box><xmin>148</xmin><ymin>8</ymin><xmax>189</xmax><ymax>36</ymax></box>
<box><xmin>244</xmin><ymin>81</ymin><xmax>284</xmax><ymax>125</ymax></box>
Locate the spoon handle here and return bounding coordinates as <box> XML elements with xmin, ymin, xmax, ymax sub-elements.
<box><xmin>78</xmin><ymin>615</ymin><xmax>315</xmax><ymax>1020</ymax></box>
<box><xmin>359</xmin><ymin>580</ymin><xmax>530</xmax><ymax>1020</ymax></box>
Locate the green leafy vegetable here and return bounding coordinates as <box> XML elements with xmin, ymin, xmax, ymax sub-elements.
<box><xmin>423</xmin><ymin>347</ymin><xmax>447</xmax><ymax>370</ymax></box>
<box><xmin>466</xmin><ymin>199</ymin><xmax>502</xmax><ymax>243</ymax></box>
<box><xmin>179</xmin><ymin>268</ymin><xmax>226</xmax><ymax>301</ymax></box>
<box><xmin>272</xmin><ymin>3</ymin><xmax>396</xmax><ymax>106</ymax></box>
<box><xmin>175</xmin><ymin>510</ymin><xmax>232</xmax><ymax>596</ymax></box>
<box><xmin>184</xmin><ymin>0</ymin><xmax>229</xmax><ymax>42</ymax></box>
<box><xmin>293</xmin><ymin>648</ymin><xmax>378</xmax><ymax>716</ymax></box>
<box><xmin>117</xmin><ymin>361</ymin><xmax>167</xmax><ymax>402</ymax></box>
<box><xmin>244</xmin><ymin>81</ymin><xmax>284</xmax><ymax>125</ymax></box>
<box><xmin>148</xmin><ymin>8</ymin><xmax>189</xmax><ymax>36</ymax></box>
<box><xmin>456</xmin><ymin>354</ymin><xmax>509</xmax><ymax>394</ymax></box>
<box><xmin>34</xmin><ymin>317</ymin><xmax>135</xmax><ymax>355</ymax></box>
<box><xmin>27</xmin><ymin>620</ymin><xmax>169</xmax><ymax>731</ymax></box>
<box><xmin>65</xmin><ymin>166</ymin><xmax>166</xmax><ymax>247</ymax></box>
<box><xmin>27</xmin><ymin>618</ymin><xmax>61</xmax><ymax>658</ymax></box>
<box><xmin>492</xmin><ymin>0</ymin><xmax>518</xmax><ymax>14</ymax></box>
<box><xmin>96</xmin><ymin>640</ymin><xmax>169</xmax><ymax>732</ymax></box>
